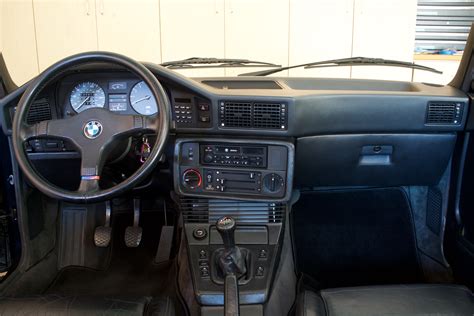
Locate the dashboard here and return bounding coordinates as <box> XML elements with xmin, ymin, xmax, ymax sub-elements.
<box><xmin>0</xmin><ymin>62</ymin><xmax>471</xmax><ymax>200</ymax></box>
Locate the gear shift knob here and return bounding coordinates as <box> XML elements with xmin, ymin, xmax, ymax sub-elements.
<box><xmin>216</xmin><ymin>216</ymin><xmax>236</xmax><ymax>249</ymax></box>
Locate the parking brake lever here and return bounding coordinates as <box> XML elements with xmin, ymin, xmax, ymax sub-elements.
<box><xmin>216</xmin><ymin>216</ymin><xmax>244</xmax><ymax>316</ymax></box>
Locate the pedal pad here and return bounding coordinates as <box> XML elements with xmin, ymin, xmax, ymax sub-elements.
<box><xmin>125</xmin><ymin>199</ymin><xmax>142</xmax><ymax>248</ymax></box>
<box><xmin>125</xmin><ymin>226</ymin><xmax>143</xmax><ymax>248</ymax></box>
<box><xmin>94</xmin><ymin>226</ymin><xmax>112</xmax><ymax>247</ymax></box>
<box><xmin>94</xmin><ymin>201</ymin><xmax>112</xmax><ymax>248</ymax></box>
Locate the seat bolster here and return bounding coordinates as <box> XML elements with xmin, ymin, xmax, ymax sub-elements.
<box><xmin>296</xmin><ymin>290</ymin><xmax>326</xmax><ymax>316</ymax></box>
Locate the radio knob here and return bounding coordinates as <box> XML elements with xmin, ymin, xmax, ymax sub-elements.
<box><xmin>203</xmin><ymin>153</ymin><xmax>214</xmax><ymax>163</ymax></box>
<box><xmin>182</xmin><ymin>169</ymin><xmax>202</xmax><ymax>189</ymax></box>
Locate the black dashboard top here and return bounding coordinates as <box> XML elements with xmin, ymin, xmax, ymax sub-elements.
<box><xmin>0</xmin><ymin>62</ymin><xmax>470</xmax><ymax>137</ymax></box>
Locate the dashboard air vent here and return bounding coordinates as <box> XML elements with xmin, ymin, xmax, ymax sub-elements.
<box><xmin>221</xmin><ymin>102</ymin><xmax>252</xmax><ymax>127</ymax></box>
<box><xmin>180</xmin><ymin>198</ymin><xmax>285</xmax><ymax>224</ymax></box>
<box><xmin>27</xmin><ymin>97</ymin><xmax>52</xmax><ymax>124</ymax></box>
<box><xmin>219</xmin><ymin>101</ymin><xmax>287</xmax><ymax>130</ymax></box>
<box><xmin>426</xmin><ymin>101</ymin><xmax>463</xmax><ymax>125</ymax></box>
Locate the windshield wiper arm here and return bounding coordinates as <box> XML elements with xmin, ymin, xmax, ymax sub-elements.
<box><xmin>239</xmin><ymin>56</ymin><xmax>442</xmax><ymax>76</ymax></box>
<box><xmin>161</xmin><ymin>57</ymin><xmax>281</xmax><ymax>69</ymax></box>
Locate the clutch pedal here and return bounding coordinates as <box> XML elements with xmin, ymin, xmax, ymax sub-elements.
<box><xmin>94</xmin><ymin>201</ymin><xmax>112</xmax><ymax>247</ymax></box>
<box><xmin>125</xmin><ymin>199</ymin><xmax>143</xmax><ymax>247</ymax></box>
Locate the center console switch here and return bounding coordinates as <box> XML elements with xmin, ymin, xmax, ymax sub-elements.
<box><xmin>174</xmin><ymin>139</ymin><xmax>294</xmax><ymax>201</ymax></box>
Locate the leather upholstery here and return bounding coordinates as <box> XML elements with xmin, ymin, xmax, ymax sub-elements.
<box><xmin>0</xmin><ymin>295</ymin><xmax>174</xmax><ymax>316</ymax></box>
<box><xmin>297</xmin><ymin>284</ymin><xmax>474</xmax><ymax>316</ymax></box>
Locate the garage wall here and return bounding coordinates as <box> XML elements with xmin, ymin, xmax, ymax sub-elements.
<box><xmin>0</xmin><ymin>0</ymin><xmax>461</xmax><ymax>86</ymax></box>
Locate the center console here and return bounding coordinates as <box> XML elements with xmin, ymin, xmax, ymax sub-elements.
<box><xmin>174</xmin><ymin>138</ymin><xmax>294</xmax><ymax>314</ymax></box>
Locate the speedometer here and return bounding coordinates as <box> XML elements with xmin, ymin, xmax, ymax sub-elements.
<box><xmin>70</xmin><ymin>82</ymin><xmax>106</xmax><ymax>113</ymax></box>
<box><xmin>130</xmin><ymin>81</ymin><xmax>158</xmax><ymax>115</ymax></box>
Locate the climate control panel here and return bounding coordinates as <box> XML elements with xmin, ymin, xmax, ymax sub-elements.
<box><xmin>174</xmin><ymin>139</ymin><xmax>294</xmax><ymax>201</ymax></box>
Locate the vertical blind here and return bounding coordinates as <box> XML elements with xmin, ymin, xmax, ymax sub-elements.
<box><xmin>416</xmin><ymin>0</ymin><xmax>474</xmax><ymax>52</ymax></box>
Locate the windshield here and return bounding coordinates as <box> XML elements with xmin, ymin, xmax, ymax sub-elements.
<box><xmin>0</xmin><ymin>0</ymin><xmax>471</xmax><ymax>86</ymax></box>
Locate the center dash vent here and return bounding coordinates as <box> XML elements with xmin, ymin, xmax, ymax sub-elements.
<box><xmin>27</xmin><ymin>97</ymin><xmax>52</xmax><ymax>124</ymax></box>
<box><xmin>180</xmin><ymin>198</ymin><xmax>285</xmax><ymax>224</ymax></box>
<box><xmin>426</xmin><ymin>101</ymin><xmax>463</xmax><ymax>125</ymax></box>
<box><xmin>219</xmin><ymin>101</ymin><xmax>287</xmax><ymax>130</ymax></box>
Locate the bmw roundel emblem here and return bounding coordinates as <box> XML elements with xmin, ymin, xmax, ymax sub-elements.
<box><xmin>83</xmin><ymin>120</ymin><xmax>103</xmax><ymax>139</ymax></box>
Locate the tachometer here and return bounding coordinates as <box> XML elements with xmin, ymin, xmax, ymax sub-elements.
<box><xmin>130</xmin><ymin>81</ymin><xmax>158</xmax><ymax>115</ymax></box>
<box><xmin>70</xmin><ymin>82</ymin><xmax>106</xmax><ymax>113</ymax></box>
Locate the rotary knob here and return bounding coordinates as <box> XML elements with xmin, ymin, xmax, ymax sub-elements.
<box><xmin>182</xmin><ymin>169</ymin><xmax>202</xmax><ymax>189</ymax></box>
<box><xmin>263</xmin><ymin>173</ymin><xmax>284</xmax><ymax>193</ymax></box>
<box><xmin>203</xmin><ymin>153</ymin><xmax>214</xmax><ymax>163</ymax></box>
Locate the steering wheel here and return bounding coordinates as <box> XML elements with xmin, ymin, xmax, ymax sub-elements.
<box><xmin>12</xmin><ymin>52</ymin><xmax>170</xmax><ymax>203</ymax></box>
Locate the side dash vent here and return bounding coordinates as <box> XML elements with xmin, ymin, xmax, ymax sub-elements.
<box><xmin>27</xmin><ymin>97</ymin><xmax>52</xmax><ymax>124</ymax></box>
<box><xmin>426</xmin><ymin>101</ymin><xmax>463</xmax><ymax>125</ymax></box>
<box><xmin>180</xmin><ymin>198</ymin><xmax>285</xmax><ymax>224</ymax></box>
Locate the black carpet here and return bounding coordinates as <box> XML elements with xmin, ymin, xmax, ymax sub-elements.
<box><xmin>46</xmin><ymin>211</ymin><xmax>176</xmax><ymax>297</ymax></box>
<box><xmin>292</xmin><ymin>188</ymin><xmax>422</xmax><ymax>288</ymax></box>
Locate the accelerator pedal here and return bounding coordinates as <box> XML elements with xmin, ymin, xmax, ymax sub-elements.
<box><xmin>155</xmin><ymin>202</ymin><xmax>175</xmax><ymax>264</ymax></box>
<box><xmin>94</xmin><ymin>201</ymin><xmax>112</xmax><ymax>247</ymax></box>
<box><xmin>125</xmin><ymin>199</ymin><xmax>143</xmax><ymax>247</ymax></box>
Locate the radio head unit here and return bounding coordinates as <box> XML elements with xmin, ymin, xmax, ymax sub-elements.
<box><xmin>201</xmin><ymin>144</ymin><xmax>267</xmax><ymax>168</ymax></box>
<box><xmin>175</xmin><ymin>139</ymin><xmax>294</xmax><ymax>201</ymax></box>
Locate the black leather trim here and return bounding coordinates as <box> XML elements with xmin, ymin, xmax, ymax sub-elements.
<box><xmin>0</xmin><ymin>295</ymin><xmax>164</xmax><ymax>316</ymax></box>
<box><xmin>298</xmin><ymin>284</ymin><xmax>474</xmax><ymax>316</ymax></box>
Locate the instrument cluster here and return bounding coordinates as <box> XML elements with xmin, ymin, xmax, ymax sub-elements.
<box><xmin>62</xmin><ymin>76</ymin><xmax>158</xmax><ymax>116</ymax></box>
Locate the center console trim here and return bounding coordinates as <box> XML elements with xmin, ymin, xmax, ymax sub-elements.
<box><xmin>174</xmin><ymin>138</ymin><xmax>295</xmax><ymax>202</ymax></box>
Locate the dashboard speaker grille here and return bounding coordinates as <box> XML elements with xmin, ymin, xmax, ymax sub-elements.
<box><xmin>219</xmin><ymin>101</ymin><xmax>287</xmax><ymax>130</ymax></box>
<box><xmin>426</xmin><ymin>101</ymin><xmax>462</xmax><ymax>125</ymax></box>
<box><xmin>27</xmin><ymin>97</ymin><xmax>52</xmax><ymax>124</ymax></box>
<box><xmin>180</xmin><ymin>198</ymin><xmax>285</xmax><ymax>224</ymax></box>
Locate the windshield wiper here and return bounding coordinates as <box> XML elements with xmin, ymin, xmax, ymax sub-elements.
<box><xmin>161</xmin><ymin>57</ymin><xmax>281</xmax><ymax>69</ymax></box>
<box><xmin>239</xmin><ymin>57</ymin><xmax>442</xmax><ymax>76</ymax></box>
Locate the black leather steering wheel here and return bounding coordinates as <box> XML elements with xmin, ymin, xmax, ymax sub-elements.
<box><xmin>12</xmin><ymin>52</ymin><xmax>170</xmax><ymax>203</ymax></box>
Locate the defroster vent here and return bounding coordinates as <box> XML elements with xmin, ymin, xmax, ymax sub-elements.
<box><xmin>180</xmin><ymin>198</ymin><xmax>285</xmax><ymax>224</ymax></box>
<box><xmin>219</xmin><ymin>101</ymin><xmax>287</xmax><ymax>130</ymax></box>
<box><xmin>426</xmin><ymin>101</ymin><xmax>463</xmax><ymax>125</ymax></box>
<box><xmin>27</xmin><ymin>97</ymin><xmax>52</xmax><ymax>124</ymax></box>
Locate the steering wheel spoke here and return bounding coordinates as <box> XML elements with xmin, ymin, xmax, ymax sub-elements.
<box><xmin>77</xmin><ymin>146</ymin><xmax>104</xmax><ymax>193</ymax></box>
<box><xmin>21</xmin><ymin>118</ymin><xmax>75</xmax><ymax>142</ymax></box>
<box><xmin>111</xmin><ymin>114</ymin><xmax>159</xmax><ymax>138</ymax></box>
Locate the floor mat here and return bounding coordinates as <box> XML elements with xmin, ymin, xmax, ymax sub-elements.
<box><xmin>46</xmin><ymin>211</ymin><xmax>176</xmax><ymax>297</ymax></box>
<box><xmin>292</xmin><ymin>188</ymin><xmax>422</xmax><ymax>288</ymax></box>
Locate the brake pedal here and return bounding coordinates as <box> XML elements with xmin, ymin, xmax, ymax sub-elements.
<box><xmin>94</xmin><ymin>201</ymin><xmax>112</xmax><ymax>247</ymax></box>
<box><xmin>125</xmin><ymin>199</ymin><xmax>143</xmax><ymax>247</ymax></box>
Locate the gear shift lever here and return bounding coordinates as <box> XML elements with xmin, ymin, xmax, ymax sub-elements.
<box><xmin>217</xmin><ymin>216</ymin><xmax>237</xmax><ymax>249</ymax></box>
<box><xmin>216</xmin><ymin>216</ymin><xmax>246</xmax><ymax>316</ymax></box>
